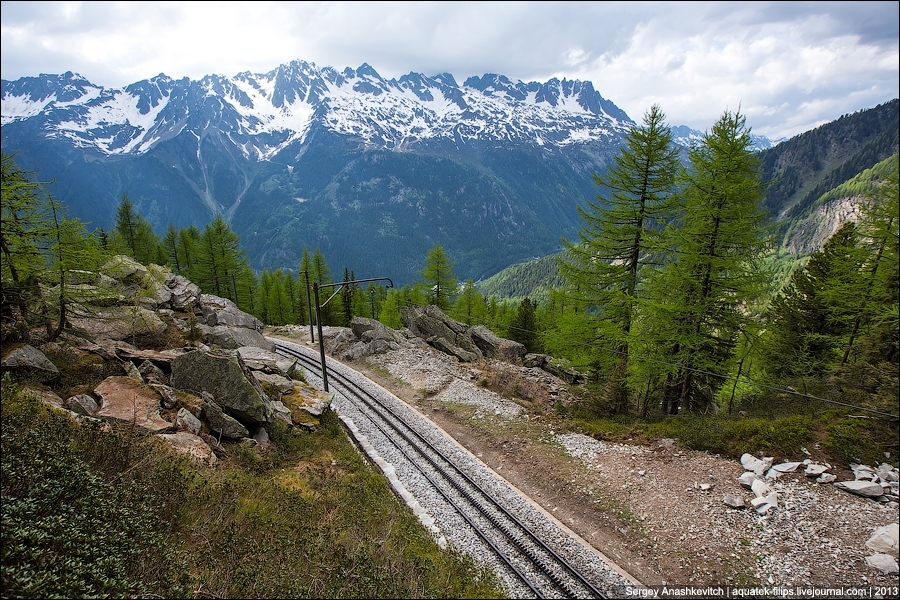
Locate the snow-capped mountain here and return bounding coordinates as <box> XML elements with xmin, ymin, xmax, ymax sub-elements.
<box><xmin>3</xmin><ymin>60</ymin><xmax>643</xmax><ymax>283</ymax></box>
<box><xmin>1</xmin><ymin>61</ymin><xmax>633</xmax><ymax>159</ymax></box>
<box><xmin>670</xmin><ymin>124</ymin><xmax>781</xmax><ymax>152</ymax></box>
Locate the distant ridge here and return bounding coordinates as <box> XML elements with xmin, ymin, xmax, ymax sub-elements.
<box><xmin>0</xmin><ymin>60</ymin><xmax>862</xmax><ymax>286</ymax></box>
<box><xmin>475</xmin><ymin>100</ymin><xmax>899</xmax><ymax>301</ymax></box>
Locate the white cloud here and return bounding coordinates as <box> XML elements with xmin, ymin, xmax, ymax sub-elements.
<box><xmin>1</xmin><ymin>1</ymin><xmax>897</xmax><ymax>139</ymax></box>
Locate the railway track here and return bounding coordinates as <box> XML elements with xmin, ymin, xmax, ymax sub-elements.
<box><xmin>273</xmin><ymin>339</ymin><xmax>613</xmax><ymax>599</ymax></box>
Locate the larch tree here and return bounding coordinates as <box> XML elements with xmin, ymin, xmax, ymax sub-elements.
<box><xmin>763</xmin><ymin>223</ymin><xmax>863</xmax><ymax>377</ymax></box>
<box><xmin>646</xmin><ymin>108</ymin><xmax>771</xmax><ymax>414</ymax></box>
<box><xmin>1</xmin><ymin>153</ymin><xmax>101</xmax><ymax>341</ymax></box>
<box><xmin>509</xmin><ymin>297</ymin><xmax>539</xmax><ymax>353</ymax></box>
<box><xmin>194</xmin><ymin>215</ymin><xmax>252</xmax><ymax>309</ymax></box>
<box><xmin>557</xmin><ymin>104</ymin><xmax>680</xmax><ymax>412</ymax></box>
<box><xmin>378</xmin><ymin>288</ymin><xmax>404</xmax><ymax>328</ymax></box>
<box><xmin>451</xmin><ymin>279</ymin><xmax>487</xmax><ymax>326</ymax></box>
<box><xmin>309</xmin><ymin>247</ymin><xmax>337</xmax><ymax>325</ymax></box>
<box><xmin>420</xmin><ymin>243</ymin><xmax>457</xmax><ymax>310</ymax></box>
<box><xmin>840</xmin><ymin>154</ymin><xmax>899</xmax><ymax>366</ymax></box>
<box><xmin>177</xmin><ymin>225</ymin><xmax>202</xmax><ymax>278</ymax></box>
<box><xmin>162</xmin><ymin>224</ymin><xmax>182</xmax><ymax>272</ymax></box>
<box><xmin>110</xmin><ymin>194</ymin><xmax>159</xmax><ymax>265</ymax></box>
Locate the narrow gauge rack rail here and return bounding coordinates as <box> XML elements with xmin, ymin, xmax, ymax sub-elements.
<box><xmin>273</xmin><ymin>340</ymin><xmax>609</xmax><ymax>599</ymax></box>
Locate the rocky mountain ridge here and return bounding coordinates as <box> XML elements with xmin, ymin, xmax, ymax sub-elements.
<box><xmin>0</xmin><ymin>60</ymin><xmax>777</xmax><ymax>285</ymax></box>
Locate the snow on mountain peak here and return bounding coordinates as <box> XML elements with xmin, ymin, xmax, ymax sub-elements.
<box><xmin>2</xmin><ymin>59</ymin><xmax>636</xmax><ymax>157</ymax></box>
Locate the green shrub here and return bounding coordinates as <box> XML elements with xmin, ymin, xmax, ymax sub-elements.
<box><xmin>1</xmin><ymin>380</ymin><xmax>504</xmax><ymax>599</ymax></box>
<box><xmin>823</xmin><ymin>415</ymin><xmax>898</xmax><ymax>466</ymax></box>
<box><xmin>1</xmin><ymin>384</ymin><xmax>190</xmax><ymax>598</ymax></box>
<box><xmin>644</xmin><ymin>414</ymin><xmax>815</xmax><ymax>458</ymax></box>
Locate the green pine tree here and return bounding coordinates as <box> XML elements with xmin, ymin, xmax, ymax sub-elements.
<box><xmin>109</xmin><ymin>195</ymin><xmax>160</xmax><ymax>265</ymax></box>
<box><xmin>509</xmin><ymin>297</ymin><xmax>539</xmax><ymax>353</ymax></box>
<box><xmin>420</xmin><ymin>243</ymin><xmax>457</xmax><ymax>310</ymax></box>
<box><xmin>645</xmin><ymin>108</ymin><xmax>771</xmax><ymax>414</ymax></box>
<box><xmin>451</xmin><ymin>279</ymin><xmax>487</xmax><ymax>326</ymax></box>
<box><xmin>1</xmin><ymin>153</ymin><xmax>102</xmax><ymax>341</ymax></box>
<box><xmin>194</xmin><ymin>215</ymin><xmax>252</xmax><ymax>309</ymax></box>
<box><xmin>763</xmin><ymin>223</ymin><xmax>863</xmax><ymax>377</ymax></box>
<box><xmin>378</xmin><ymin>288</ymin><xmax>403</xmax><ymax>328</ymax></box>
<box><xmin>558</xmin><ymin>104</ymin><xmax>680</xmax><ymax>411</ymax></box>
<box><xmin>162</xmin><ymin>224</ymin><xmax>182</xmax><ymax>272</ymax></box>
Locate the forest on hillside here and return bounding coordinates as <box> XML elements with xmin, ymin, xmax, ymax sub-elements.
<box><xmin>3</xmin><ymin>100</ymin><xmax>898</xmax><ymax>432</ymax></box>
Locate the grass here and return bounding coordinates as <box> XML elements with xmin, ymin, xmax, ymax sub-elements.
<box><xmin>1</xmin><ymin>378</ymin><xmax>505</xmax><ymax>599</ymax></box>
<box><xmin>568</xmin><ymin>403</ymin><xmax>898</xmax><ymax>466</ymax></box>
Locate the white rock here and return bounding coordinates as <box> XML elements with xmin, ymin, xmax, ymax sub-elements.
<box><xmin>738</xmin><ymin>471</ymin><xmax>759</xmax><ymax>488</ymax></box>
<box><xmin>751</xmin><ymin>478</ymin><xmax>771</xmax><ymax>498</ymax></box>
<box><xmin>773</xmin><ymin>461</ymin><xmax>802</xmax><ymax>473</ymax></box>
<box><xmin>817</xmin><ymin>473</ymin><xmax>837</xmax><ymax>484</ymax></box>
<box><xmin>866</xmin><ymin>523</ymin><xmax>899</xmax><ymax>557</ymax></box>
<box><xmin>835</xmin><ymin>480</ymin><xmax>886</xmax><ymax>497</ymax></box>
<box><xmin>865</xmin><ymin>553</ymin><xmax>899</xmax><ymax>574</ymax></box>
<box><xmin>805</xmin><ymin>463</ymin><xmax>829</xmax><ymax>477</ymax></box>
<box><xmin>852</xmin><ymin>464</ymin><xmax>877</xmax><ymax>480</ymax></box>
<box><xmin>752</xmin><ymin>495</ymin><xmax>775</xmax><ymax>514</ymax></box>
<box><xmin>877</xmin><ymin>463</ymin><xmax>899</xmax><ymax>482</ymax></box>
<box><xmin>741</xmin><ymin>453</ymin><xmax>773</xmax><ymax>476</ymax></box>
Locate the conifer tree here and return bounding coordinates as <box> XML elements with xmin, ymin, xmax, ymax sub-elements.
<box><xmin>378</xmin><ymin>288</ymin><xmax>403</xmax><ymax>328</ymax></box>
<box><xmin>840</xmin><ymin>155</ymin><xmax>899</xmax><ymax>365</ymax></box>
<box><xmin>340</xmin><ymin>268</ymin><xmax>354</xmax><ymax>326</ymax></box>
<box><xmin>109</xmin><ymin>195</ymin><xmax>160</xmax><ymax>264</ymax></box>
<box><xmin>420</xmin><ymin>243</ymin><xmax>457</xmax><ymax>310</ymax></box>
<box><xmin>194</xmin><ymin>215</ymin><xmax>252</xmax><ymax>309</ymax></box>
<box><xmin>297</xmin><ymin>248</ymin><xmax>315</xmax><ymax>326</ymax></box>
<box><xmin>558</xmin><ymin>104</ymin><xmax>680</xmax><ymax>411</ymax></box>
<box><xmin>162</xmin><ymin>224</ymin><xmax>182</xmax><ymax>272</ymax></box>
<box><xmin>451</xmin><ymin>279</ymin><xmax>487</xmax><ymax>325</ymax></box>
<box><xmin>177</xmin><ymin>225</ymin><xmax>201</xmax><ymax>277</ymax></box>
<box><xmin>509</xmin><ymin>297</ymin><xmax>539</xmax><ymax>353</ymax></box>
<box><xmin>763</xmin><ymin>223</ymin><xmax>863</xmax><ymax>377</ymax></box>
<box><xmin>1</xmin><ymin>154</ymin><xmax>48</xmax><ymax>288</ymax></box>
<box><xmin>1</xmin><ymin>153</ymin><xmax>101</xmax><ymax>340</ymax></box>
<box><xmin>645</xmin><ymin>108</ymin><xmax>771</xmax><ymax>414</ymax></box>
<box><xmin>309</xmin><ymin>247</ymin><xmax>337</xmax><ymax>325</ymax></box>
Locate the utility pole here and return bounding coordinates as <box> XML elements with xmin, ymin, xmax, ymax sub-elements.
<box><xmin>300</xmin><ymin>269</ymin><xmax>315</xmax><ymax>343</ymax></box>
<box><xmin>312</xmin><ymin>277</ymin><xmax>392</xmax><ymax>392</ymax></box>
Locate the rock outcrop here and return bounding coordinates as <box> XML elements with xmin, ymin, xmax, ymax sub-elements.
<box><xmin>93</xmin><ymin>376</ymin><xmax>174</xmax><ymax>434</ymax></box>
<box><xmin>1</xmin><ymin>344</ymin><xmax>60</xmax><ymax>382</ymax></box>
<box><xmin>314</xmin><ymin>306</ymin><xmax>585</xmax><ymax>385</ymax></box>
<box><xmin>171</xmin><ymin>350</ymin><xmax>274</xmax><ymax>424</ymax></box>
<box><xmin>5</xmin><ymin>255</ymin><xmax>337</xmax><ymax>468</ymax></box>
<box><xmin>400</xmin><ymin>305</ymin><xmax>483</xmax><ymax>362</ymax></box>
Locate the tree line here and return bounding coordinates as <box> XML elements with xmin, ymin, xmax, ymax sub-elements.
<box><xmin>4</xmin><ymin>118</ymin><xmax>897</xmax><ymax>421</ymax></box>
<box><xmin>1</xmin><ymin>154</ymin><xmax>530</xmax><ymax>348</ymax></box>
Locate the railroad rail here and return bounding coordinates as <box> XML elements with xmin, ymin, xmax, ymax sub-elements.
<box><xmin>273</xmin><ymin>339</ymin><xmax>610</xmax><ymax>599</ymax></box>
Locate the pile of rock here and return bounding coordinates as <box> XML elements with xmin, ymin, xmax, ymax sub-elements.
<box><xmin>835</xmin><ymin>463</ymin><xmax>900</xmax><ymax>504</ymax></box>
<box><xmin>864</xmin><ymin>523</ymin><xmax>899</xmax><ymax>574</ymax></box>
<box><xmin>728</xmin><ymin>453</ymin><xmax>899</xmax><ymax>515</ymax></box>
<box><xmin>320</xmin><ymin>305</ymin><xmax>585</xmax><ymax>385</ymax></box>
<box><xmin>1</xmin><ymin>255</ymin><xmax>332</xmax><ymax>467</ymax></box>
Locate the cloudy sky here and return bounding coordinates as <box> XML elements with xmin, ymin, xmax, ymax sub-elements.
<box><xmin>2</xmin><ymin>1</ymin><xmax>897</xmax><ymax>140</ymax></box>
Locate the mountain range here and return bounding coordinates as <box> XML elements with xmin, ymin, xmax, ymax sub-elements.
<box><xmin>0</xmin><ymin>59</ymin><xmax>815</xmax><ymax>286</ymax></box>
